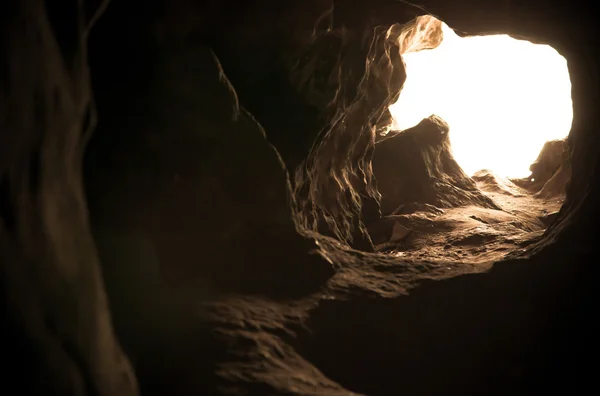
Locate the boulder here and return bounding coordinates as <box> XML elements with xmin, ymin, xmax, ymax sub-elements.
<box><xmin>372</xmin><ymin>115</ymin><xmax>499</xmax><ymax>216</ymax></box>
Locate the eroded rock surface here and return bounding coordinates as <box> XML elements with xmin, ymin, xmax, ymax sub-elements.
<box><xmin>373</xmin><ymin>115</ymin><xmax>499</xmax><ymax>215</ymax></box>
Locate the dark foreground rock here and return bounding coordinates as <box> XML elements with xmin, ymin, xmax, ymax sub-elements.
<box><xmin>372</xmin><ymin>115</ymin><xmax>499</xmax><ymax>216</ymax></box>
<box><xmin>85</xmin><ymin>44</ymin><xmax>334</xmax><ymax>299</ymax></box>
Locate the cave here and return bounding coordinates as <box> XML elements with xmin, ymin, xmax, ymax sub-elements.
<box><xmin>1</xmin><ymin>1</ymin><xmax>598</xmax><ymax>396</ymax></box>
<box><xmin>363</xmin><ymin>15</ymin><xmax>573</xmax><ymax>264</ymax></box>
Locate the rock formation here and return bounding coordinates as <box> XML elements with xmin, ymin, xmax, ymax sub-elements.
<box><xmin>511</xmin><ymin>138</ymin><xmax>571</xmax><ymax>197</ymax></box>
<box><xmin>372</xmin><ymin>115</ymin><xmax>499</xmax><ymax>215</ymax></box>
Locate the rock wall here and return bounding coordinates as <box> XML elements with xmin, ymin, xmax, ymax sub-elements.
<box><xmin>0</xmin><ymin>1</ymin><xmax>138</xmax><ymax>395</ymax></box>
<box><xmin>373</xmin><ymin>115</ymin><xmax>499</xmax><ymax>215</ymax></box>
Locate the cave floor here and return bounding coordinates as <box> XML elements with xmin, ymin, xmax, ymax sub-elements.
<box><xmin>374</xmin><ymin>180</ymin><xmax>564</xmax><ymax>265</ymax></box>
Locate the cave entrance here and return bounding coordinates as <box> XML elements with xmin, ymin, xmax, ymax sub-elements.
<box><xmin>368</xmin><ymin>16</ymin><xmax>573</xmax><ymax>263</ymax></box>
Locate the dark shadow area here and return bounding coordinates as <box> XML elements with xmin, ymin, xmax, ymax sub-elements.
<box><xmin>289</xmin><ymin>241</ymin><xmax>596</xmax><ymax>395</ymax></box>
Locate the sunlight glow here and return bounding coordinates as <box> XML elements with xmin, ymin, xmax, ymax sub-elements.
<box><xmin>388</xmin><ymin>22</ymin><xmax>573</xmax><ymax>178</ymax></box>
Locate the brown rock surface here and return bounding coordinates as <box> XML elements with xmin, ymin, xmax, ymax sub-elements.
<box><xmin>373</xmin><ymin>115</ymin><xmax>499</xmax><ymax>215</ymax></box>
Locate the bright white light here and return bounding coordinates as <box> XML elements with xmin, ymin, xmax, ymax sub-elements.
<box><xmin>388</xmin><ymin>22</ymin><xmax>573</xmax><ymax>178</ymax></box>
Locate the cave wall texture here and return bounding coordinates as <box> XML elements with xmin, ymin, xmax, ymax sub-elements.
<box><xmin>1</xmin><ymin>0</ymin><xmax>599</xmax><ymax>395</ymax></box>
<box><xmin>372</xmin><ymin>115</ymin><xmax>500</xmax><ymax>215</ymax></box>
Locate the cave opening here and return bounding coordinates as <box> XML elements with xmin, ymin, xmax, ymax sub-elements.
<box><xmin>388</xmin><ymin>17</ymin><xmax>573</xmax><ymax>179</ymax></box>
<box><xmin>365</xmin><ymin>16</ymin><xmax>573</xmax><ymax>263</ymax></box>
